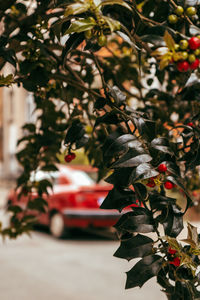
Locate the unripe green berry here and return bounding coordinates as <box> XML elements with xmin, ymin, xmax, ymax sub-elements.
<box><xmin>84</xmin><ymin>30</ymin><xmax>93</xmax><ymax>39</ymax></box>
<box><xmin>98</xmin><ymin>34</ymin><xmax>107</xmax><ymax>46</ymax></box>
<box><xmin>175</xmin><ymin>6</ymin><xmax>184</xmax><ymax>16</ymax></box>
<box><xmin>174</xmin><ymin>44</ymin><xmax>179</xmax><ymax>51</ymax></box>
<box><xmin>179</xmin><ymin>39</ymin><xmax>189</xmax><ymax>50</ymax></box>
<box><xmin>188</xmin><ymin>54</ymin><xmax>196</xmax><ymax>63</ymax></box>
<box><xmin>181</xmin><ymin>51</ymin><xmax>188</xmax><ymax>60</ymax></box>
<box><xmin>186</xmin><ymin>6</ymin><xmax>197</xmax><ymax>16</ymax></box>
<box><xmin>168</xmin><ymin>14</ymin><xmax>178</xmax><ymax>24</ymax></box>
<box><xmin>194</xmin><ymin>49</ymin><xmax>200</xmax><ymax>56</ymax></box>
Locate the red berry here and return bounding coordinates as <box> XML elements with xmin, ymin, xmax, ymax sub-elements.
<box><xmin>70</xmin><ymin>153</ymin><xmax>76</xmax><ymax>160</ymax></box>
<box><xmin>158</xmin><ymin>163</ymin><xmax>167</xmax><ymax>173</ymax></box>
<box><xmin>168</xmin><ymin>247</ymin><xmax>177</xmax><ymax>255</ymax></box>
<box><xmin>187</xmin><ymin>122</ymin><xmax>194</xmax><ymax>127</ymax></box>
<box><xmin>146</xmin><ymin>178</ymin><xmax>156</xmax><ymax>188</ymax></box>
<box><xmin>169</xmin><ymin>257</ymin><xmax>180</xmax><ymax>267</ymax></box>
<box><xmin>64</xmin><ymin>154</ymin><xmax>73</xmax><ymax>163</ymax></box>
<box><xmin>190</xmin><ymin>58</ymin><xmax>200</xmax><ymax>70</ymax></box>
<box><xmin>177</xmin><ymin>61</ymin><xmax>190</xmax><ymax>72</ymax></box>
<box><xmin>164</xmin><ymin>181</ymin><xmax>174</xmax><ymax>190</ymax></box>
<box><xmin>188</xmin><ymin>37</ymin><xmax>200</xmax><ymax>50</ymax></box>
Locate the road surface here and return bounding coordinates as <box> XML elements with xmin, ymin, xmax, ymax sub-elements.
<box><xmin>0</xmin><ymin>227</ymin><xmax>167</xmax><ymax>300</ymax></box>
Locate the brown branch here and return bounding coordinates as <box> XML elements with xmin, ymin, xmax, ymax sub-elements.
<box><xmin>52</xmin><ymin>73</ymin><xmax>101</xmax><ymax>98</ymax></box>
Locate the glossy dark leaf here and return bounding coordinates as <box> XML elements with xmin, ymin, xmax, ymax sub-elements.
<box><xmin>108</xmin><ymin>85</ymin><xmax>126</xmax><ymax>104</ymax></box>
<box><xmin>76</xmin><ymin>135</ymin><xmax>89</xmax><ymax>149</ymax></box>
<box><xmin>114</xmin><ymin>234</ymin><xmax>154</xmax><ymax>261</ymax></box>
<box><xmin>150</xmin><ymin>137</ymin><xmax>174</xmax><ymax>155</ymax></box>
<box><xmin>104</xmin><ymin>134</ymin><xmax>137</xmax><ymax>159</ymax></box>
<box><xmin>134</xmin><ymin>118</ymin><xmax>156</xmax><ymax>141</ymax></box>
<box><xmin>100</xmin><ymin>187</ymin><xmax>137</xmax><ymax>211</ymax></box>
<box><xmin>132</xmin><ymin>163</ymin><xmax>159</xmax><ymax>181</ymax></box>
<box><xmin>114</xmin><ymin>154</ymin><xmax>152</xmax><ymax>168</ymax></box>
<box><xmin>64</xmin><ymin>120</ymin><xmax>85</xmax><ymax>144</ymax></box>
<box><xmin>62</xmin><ymin>32</ymin><xmax>84</xmax><ymax>59</ymax></box>
<box><xmin>112</xmin><ymin>148</ymin><xmax>152</xmax><ymax>168</ymax></box>
<box><xmin>115</xmin><ymin>207</ymin><xmax>155</xmax><ymax>233</ymax></box>
<box><xmin>94</xmin><ymin>97</ymin><xmax>107</xmax><ymax>109</ymax></box>
<box><xmin>105</xmin><ymin>168</ymin><xmax>134</xmax><ymax>187</ymax></box>
<box><xmin>7</xmin><ymin>205</ymin><xmax>23</xmax><ymax>214</ymax></box>
<box><xmin>133</xmin><ymin>183</ymin><xmax>148</xmax><ymax>202</ymax></box>
<box><xmin>157</xmin><ymin>267</ymin><xmax>173</xmax><ymax>290</ymax></box>
<box><xmin>163</xmin><ymin>205</ymin><xmax>183</xmax><ymax>238</ymax></box>
<box><xmin>27</xmin><ymin>197</ymin><xmax>47</xmax><ymax>213</ymax></box>
<box><xmin>149</xmin><ymin>192</ymin><xmax>176</xmax><ymax>211</ymax></box>
<box><xmin>165</xmin><ymin>175</ymin><xmax>193</xmax><ymax>212</ymax></box>
<box><xmin>141</xmin><ymin>34</ymin><xmax>165</xmax><ymax>47</ymax></box>
<box><xmin>174</xmin><ymin>281</ymin><xmax>194</xmax><ymax>300</ymax></box>
<box><xmin>95</xmin><ymin>112</ymin><xmax>121</xmax><ymax>126</ymax></box>
<box><xmin>125</xmin><ymin>255</ymin><xmax>162</xmax><ymax>289</ymax></box>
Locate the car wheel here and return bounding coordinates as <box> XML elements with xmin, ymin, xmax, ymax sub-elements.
<box><xmin>49</xmin><ymin>212</ymin><xmax>67</xmax><ymax>239</ymax></box>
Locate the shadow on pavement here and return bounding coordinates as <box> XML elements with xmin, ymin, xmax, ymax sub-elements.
<box><xmin>33</xmin><ymin>224</ymin><xmax>118</xmax><ymax>241</ymax></box>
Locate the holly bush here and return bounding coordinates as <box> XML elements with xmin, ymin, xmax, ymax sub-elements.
<box><xmin>1</xmin><ymin>0</ymin><xmax>200</xmax><ymax>299</ymax></box>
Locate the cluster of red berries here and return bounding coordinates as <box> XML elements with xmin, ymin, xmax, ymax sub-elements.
<box><xmin>168</xmin><ymin>247</ymin><xmax>181</xmax><ymax>267</ymax></box>
<box><xmin>146</xmin><ymin>163</ymin><xmax>175</xmax><ymax>190</ymax></box>
<box><xmin>64</xmin><ymin>152</ymin><xmax>76</xmax><ymax>163</ymax></box>
<box><xmin>168</xmin><ymin>5</ymin><xmax>197</xmax><ymax>25</ymax></box>
<box><xmin>174</xmin><ymin>37</ymin><xmax>200</xmax><ymax>72</ymax></box>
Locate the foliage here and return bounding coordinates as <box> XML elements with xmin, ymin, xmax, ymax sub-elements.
<box><xmin>1</xmin><ymin>0</ymin><xmax>200</xmax><ymax>298</ymax></box>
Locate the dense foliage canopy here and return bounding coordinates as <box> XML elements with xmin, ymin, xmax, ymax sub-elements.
<box><xmin>1</xmin><ymin>0</ymin><xmax>200</xmax><ymax>298</ymax></box>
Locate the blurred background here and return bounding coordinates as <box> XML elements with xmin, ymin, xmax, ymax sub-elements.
<box><xmin>0</xmin><ymin>82</ymin><xmax>199</xmax><ymax>300</ymax></box>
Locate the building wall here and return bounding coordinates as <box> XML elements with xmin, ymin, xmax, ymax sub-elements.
<box><xmin>0</xmin><ymin>83</ymin><xmax>28</xmax><ymax>179</ymax></box>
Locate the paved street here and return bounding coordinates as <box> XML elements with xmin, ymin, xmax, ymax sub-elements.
<box><xmin>0</xmin><ymin>229</ymin><xmax>166</xmax><ymax>300</ymax></box>
<box><xmin>0</xmin><ymin>185</ymin><xmax>198</xmax><ymax>300</ymax></box>
<box><xmin>0</xmin><ymin>184</ymin><xmax>166</xmax><ymax>300</ymax></box>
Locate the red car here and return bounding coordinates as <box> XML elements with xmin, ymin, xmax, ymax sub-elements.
<box><xmin>7</xmin><ymin>165</ymin><xmax>121</xmax><ymax>238</ymax></box>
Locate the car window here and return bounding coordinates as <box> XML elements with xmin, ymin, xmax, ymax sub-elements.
<box><xmin>30</xmin><ymin>167</ymin><xmax>96</xmax><ymax>187</ymax></box>
<box><xmin>60</xmin><ymin>168</ymin><xmax>94</xmax><ymax>186</ymax></box>
<box><xmin>30</xmin><ymin>170</ymin><xmax>58</xmax><ymax>183</ymax></box>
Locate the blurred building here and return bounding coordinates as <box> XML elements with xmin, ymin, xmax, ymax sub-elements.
<box><xmin>0</xmin><ymin>78</ymin><xmax>35</xmax><ymax>179</ymax></box>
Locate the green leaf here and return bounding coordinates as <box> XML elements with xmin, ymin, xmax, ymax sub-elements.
<box><xmin>65</xmin><ymin>18</ymin><xmax>96</xmax><ymax>34</ymax></box>
<box><xmin>104</xmin><ymin>16</ymin><xmax>120</xmax><ymax>32</ymax></box>
<box><xmin>114</xmin><ymin>234</ymin><xmax>154</xmax><ymax>261</ymax></box>
<box><xmin>164</xmin><ymin>31</ymin><xmax>175</xmax><ymax>51</ymax></box>
<box><xmin>125</xmin><ymin>255</ymin><xmax>162</xmax><ymax>288</ymax></box>
<box><xmin>64</xmin><ymin>2</ymin><xmax>90</xmax><ymax>18</ymax></box>
<box><xmin>165</xmin><ymin>236</ymin><xmax>180</xmax><ymax>251</ymax></box>
<box><xmin>99</xmin><ymin>0</ymin><xmax>132</xmax><ymax>11</ymax></box>
<box><xmin>181</xmin><ymin>223</ymin><xmax>199</xmax><ymax>248</ymax></box>
<box><xmin>0</xmin><ymin>74</ymin><xmax>14</xmax><ymax>87</ymax></box>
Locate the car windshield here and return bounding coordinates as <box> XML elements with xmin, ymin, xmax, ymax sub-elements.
<box><xmin>30</xmin><ymin>167</ymin><xmax>95</xmax><ymax>187</ymax></box>
<box><xmin>61</xmin><ymin>168</ymin><xmax>94</xmax><ymax>186</ymax></box>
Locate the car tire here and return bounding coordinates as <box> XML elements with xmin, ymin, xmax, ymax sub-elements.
<box><xmin>49</xmin><ymin>212</ymin><xmax>68</xmax><ymax>239</ymax></box>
